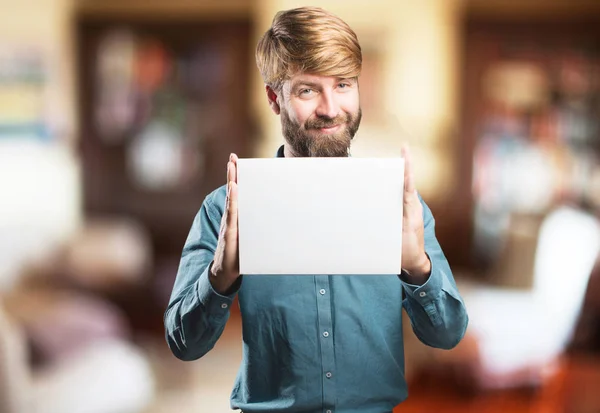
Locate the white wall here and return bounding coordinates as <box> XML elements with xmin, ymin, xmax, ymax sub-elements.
<box><xmin>0</xmin><ymin>0</ymin><xmax>81</xmax><ymax>290</ymax></box>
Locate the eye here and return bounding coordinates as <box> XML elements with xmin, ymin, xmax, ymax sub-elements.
<box><xmin>338</xmin><ymin>82</ymin><xmax>352</xmax><ymax>90</ymax></box>
<box><xmin>299</xmin><ymin>88</ymin><xmax>314</xmax><ymax>96</ymax></box>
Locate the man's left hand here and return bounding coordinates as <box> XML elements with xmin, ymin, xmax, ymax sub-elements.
<box><xmin>400</xmin><ymin>145</ymin><xmax>431</xmax><ymax>283</ymax></box>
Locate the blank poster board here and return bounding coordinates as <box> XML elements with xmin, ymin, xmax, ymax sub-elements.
<box><xmin>237</xmin><ymin>157</ymin><xmax>404</xmax><ymax>275</ymax></box>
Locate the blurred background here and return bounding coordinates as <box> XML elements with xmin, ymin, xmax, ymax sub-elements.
<box><xmin>1</xmin><ymin>0</ymin><xmax>600</xmax><ymax>412</ymax></box>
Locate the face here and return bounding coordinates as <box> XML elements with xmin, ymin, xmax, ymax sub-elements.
<box><xmin>268</xmin><ymin>73</ymin><xmax>362</xmax><ymax>157</ymax></box>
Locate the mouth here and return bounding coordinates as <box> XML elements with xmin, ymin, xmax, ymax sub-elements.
<box><xmin>315</xmin><ymin>124</ymin><xmax>342</xmax><ymax>134</ymax></box>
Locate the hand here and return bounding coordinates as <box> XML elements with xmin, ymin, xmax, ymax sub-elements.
<box><xmin>210</xmin><ymin>153</ymin><xmax>241</xmax><ymax>294</ymax></box>
<box><xmin>401</xmin><ymin>145</ymin><xmax>431</xmax><ymax>280</ymax></box>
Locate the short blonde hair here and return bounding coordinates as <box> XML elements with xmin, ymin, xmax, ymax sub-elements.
<box><xmin>256</xmin><ymin>7</ymin><xmax>362</xmax><ymax>91</ymax></box>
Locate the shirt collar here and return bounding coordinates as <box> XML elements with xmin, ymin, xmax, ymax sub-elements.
<box><xmin>276</xmin><ymin>145</ymin><xmax>285</xmax><ymax>158</ymax></box>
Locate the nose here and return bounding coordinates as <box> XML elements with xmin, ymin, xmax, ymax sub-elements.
<box><xmin>315</xmin><ymin>90</ymin><xmax>340</xmax><ymax>119</ymax></box>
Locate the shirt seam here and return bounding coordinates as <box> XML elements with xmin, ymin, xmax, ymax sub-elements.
<box><xmin>204</xmin><ymin>195</ymin><xmax>222</xmax><ymax>230</ymax></box>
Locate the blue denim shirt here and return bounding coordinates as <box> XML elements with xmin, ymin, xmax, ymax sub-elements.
<box><xmin>165</xmin><ymin>146</ymin><xmax>468</xmax><ymax>413</ymax></box>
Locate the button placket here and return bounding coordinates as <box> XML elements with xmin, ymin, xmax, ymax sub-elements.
<box><xmin>315</xmin><ymin>275</ymin><xmax>336</xmax><ymax>412</ymax></box>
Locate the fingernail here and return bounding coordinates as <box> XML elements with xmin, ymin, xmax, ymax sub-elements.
<box><xmin>229</xmin><ymin>153</ymin><xmax>234</xmax><ymax>161</ymax></box>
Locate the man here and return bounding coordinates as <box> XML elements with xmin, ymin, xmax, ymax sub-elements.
<box><xmin>165</xmin><ymin>6</ymin><xmax>468</xmax><ymax>413</ymax></box>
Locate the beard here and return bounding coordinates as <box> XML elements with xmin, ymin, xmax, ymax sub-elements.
<box><xmin>281</xmin><ymin>107</ymin><xmax>362</xmax><ymax>157</ymax></box>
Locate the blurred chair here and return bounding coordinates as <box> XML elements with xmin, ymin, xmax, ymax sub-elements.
<box><xmin>0</xmin><ymin>141</ymin><xmax>157</xmax><ymax>412</ymax></box>
<box><xmin>62</xmin><ymin>217</ymin><xmax>153</xmax><ymax>293</ymax></box>
<box><xmin>0</xmin><ymin>301</ymin><xmax>29</xmax><ymax>413</ymax></box>
<box><xmin>460</xmin><ymin>205</ymin><xmax>600</xmax><ymax>389</ymax></box>
<box><xmin>0</xmin><ymin>301</ymin><xmax>156</xmax><ymax>413</ymax></box>
<box><xmin>0</xmin><ymin>213</ymin><xmax>157</xmax><ymax>413</ymax></box>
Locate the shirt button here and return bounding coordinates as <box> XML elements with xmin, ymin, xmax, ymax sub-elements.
<box><xmin>323</xmin><ymin>331</ymin><xmax>329</xmax><ymax>338</ymax></box>
<box><xmin>221</xmin><ymin>303</ymin><xmax>228</xmax><ymax>309</ymax></box>
<box><xmin>326</xmin><ymin>410</ymin><xmax>332</xmax><ymax>413</ymax></box>
<box><xmin>319</xmin><ymin>289</ymin><xmax>326</xmax><ymax>295</ymax></box>
<box><xmin>419</xmin><ymin>291</ymin><xmax>427</xmax><ymax>298</ymax></box>
<box><xmin>325</xmin><ymin>372</ymin><xmax>332</xmax><ymax>378</ymax></box>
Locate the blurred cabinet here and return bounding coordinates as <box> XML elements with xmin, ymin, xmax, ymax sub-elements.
<box><xmin>75</xmin><ymin>17</ymin><xmax>255</xmax><ymax>328</ymax></box>
<box><xmin>76</xmin><ymin>17</ymin><xmax>254</xmax><ymax>257</ymax></box>
<box><xmin>461</xmin><ymin>17</ymin><xmax>600</xmax><ymax>272</ymax></box>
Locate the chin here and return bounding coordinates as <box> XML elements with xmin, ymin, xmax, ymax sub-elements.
<box><xmin>309</xmin><ymin>141</ymin><xmax>351</xmax><ymax>157</ymax></box>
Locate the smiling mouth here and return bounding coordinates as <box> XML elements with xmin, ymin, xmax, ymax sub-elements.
<box><xmin>316</xmin><ymin>124</ymin><xmax>342</xmax><ymax>134</ymax></box>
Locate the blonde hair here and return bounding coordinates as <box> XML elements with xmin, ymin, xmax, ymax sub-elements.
<box><xmin>256</xmin><ymin>7</ymin><xmax>362</xmax><ymax>91</ymax></box>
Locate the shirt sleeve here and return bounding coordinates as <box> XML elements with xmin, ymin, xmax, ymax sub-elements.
<box><xmin>164</xmin><ymin>196</ymin><xmax>238</xmax><ymax>361</ymax></box>
<box><xmin>399</xmin><ymin>194</ymin><xmax>469</xmax><ymax>350</ymax></box>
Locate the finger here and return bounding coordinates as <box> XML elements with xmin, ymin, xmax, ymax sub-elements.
<box><xmin>232</xmin><ymin>156</ymin><xmax>238</xmax><ymax>184</ymax></box>
<box><xmin>229</xmin><ymin>153</ymin><xmax>239</xmax><ymax>182</ymax></box>
<box><xmin>224</xmin><ymin>161</ymin><xmax>233</xmax><ymax>221</ymax></box>
<box><xmin>401</xmin><ymin>144</ymin><xmax>416</xmax><ymax>195</ymax></box>
<box><xmin>226</xmin><ymin>181</ymin><xmax>238</xmax><ymax>230</ymax></box>
<box><xmin>227</xmin><ymin>161</ymin><xmax>235</xmax><ymax>185</ymax></box>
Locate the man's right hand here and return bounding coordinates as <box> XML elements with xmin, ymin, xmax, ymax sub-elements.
<box><xmin>210</xmin><ymin>153</ymin><xmax>240</xmax><ymax>295</ymax></box>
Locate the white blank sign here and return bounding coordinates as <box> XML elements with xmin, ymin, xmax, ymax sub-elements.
<box><xmin>237</xmin><ymin>157</ymin><xmax>404</xmax><ymax>275</ymax></box>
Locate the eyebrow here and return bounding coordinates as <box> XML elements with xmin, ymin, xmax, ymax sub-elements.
<box><xmin>290</xmin><ymin>77</ymin><xmax>356</xmax><ymax>91</ymax></box>
<box><xmin>291</xmin><ymin>81</ymin><xmax>321</xmax><ymax>91</ymax></box>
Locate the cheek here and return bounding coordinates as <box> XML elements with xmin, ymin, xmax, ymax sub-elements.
<box><xmin>341</xmin><ymin>92</ymin><xmax>360</xmax><ymax>114</ymax></box>
<box><xmin>289</xmin><ymin>101</ymin><xmax>316</xmax><ymax>126</ymax></box>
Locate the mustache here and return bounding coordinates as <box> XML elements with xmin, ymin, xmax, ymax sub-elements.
<box><xmin>305</xmin><ymin>114</ymin><xmax>350</xmax><ymax>129</ymax></box>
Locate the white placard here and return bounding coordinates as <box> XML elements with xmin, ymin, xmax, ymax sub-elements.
<box><xmin>237</xmin><ymin>157</ymin><xmax>404</xmax><ymax>275</ymax></box>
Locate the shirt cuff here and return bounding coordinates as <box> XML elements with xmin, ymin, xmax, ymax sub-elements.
<box><xmin>197</xmin><ymin>265</ymin><xmax>238</xmax><ymax>318</ymax></box>
<box><xmin>400</xmin><ymin>260</ymin><xmax>443</xmax><ymax>305</ymax></box>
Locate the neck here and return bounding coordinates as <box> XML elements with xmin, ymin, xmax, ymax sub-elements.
<box><xmin>283</xmin><ymin>144</ymin><xmax>299</xmax><ymax>158</ymax></box>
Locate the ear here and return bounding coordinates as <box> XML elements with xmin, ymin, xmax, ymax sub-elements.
<box><xmin>265</xmin><ymin>85</ymin><xmax>281</xmax><ymax>115</ymax></box>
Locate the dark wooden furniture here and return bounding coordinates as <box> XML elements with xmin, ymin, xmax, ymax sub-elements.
<box><xmin>76</xmin><ymin>16</ymin><xmax>255</xmax><ymax>332</ymax></box>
